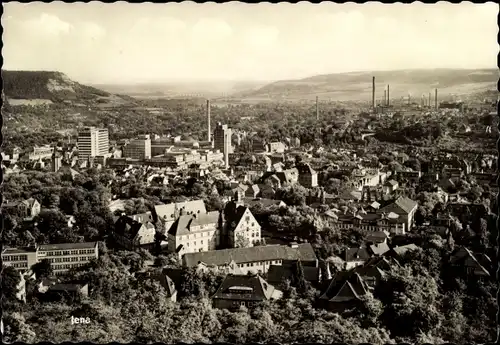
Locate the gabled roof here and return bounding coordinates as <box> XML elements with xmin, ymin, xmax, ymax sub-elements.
<box><xmin>320</xmin><ymin>272</ymin><xmax>368</xmax><ymax>302</ymax></box>
<box><xmin>114</xmin><ymin>215</ymin><xmax>152</xmax><ymax>239</ymax></box>
<box><xmin>391</xmin><ymin>243</ymin><xmax>420</xmax><ymax>256</ymax></box>
<box><xmin>154</xmin><ymin>200</ymin><xmax>207</xmax><ymax>221</ymax></box>
<box><xmin>449</xmin><ymin>247</ymin><xmax>490</xmax><ymax>276</ymax></box>
<box><xmin>267</xmin><ymin>264</ymin><xmax>320</xmax><ymax>285</ymax></box>
<box><xmin>345</xmin><ymin>247</ymin><xmax>372</xmax><ymax>262</ymax></box>
<box><xmin>384</xmin><ymin>179</ymin><xmax>398</xmax><ymax>187</ymax></box>
<box><xmin>212</xmin><ymin>274</ymin><xmax>280</xmax><ymax>301</ymax></box>
<box><xmin>379</xmin><ymin>196</ymin><xmax>418</xmax><ymax>215</ymax></box>
<box><xmin>368</xmin><ymin>242</ymin><xmax>390</xmax><ymax>256</ymax></box>
<box><xmin>159</xmin><ymin>272</ymin><xmax>177</xmax><ymax>297</ymax></box>
<box><xmin>183</xmin><ymin>243</ymin><xmax>317</xmax><ymax>268</ymax></box>
<box><xmin>242</xmin><ymin>197</ymin><xmax>285</xmax><ymax>208</ymax></box>
<box><xmin>168</xmin><ymin>211</ymin><xmax>219</xmax><ymax>236</ymax></box>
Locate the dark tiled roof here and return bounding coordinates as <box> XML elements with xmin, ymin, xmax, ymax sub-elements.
<box><xmin>183</xmin><ymin>243</ymin><xmax>317</xmax><ymax>268</ymax></box>
<box><xmin>212</xmin><ymin>274</ymin><xmax>276</xmax><ymax>301</ymax></box>
<box><xmin>242</xmin><ymin>197</ymin><xmax>284</xmax><ymax>208</ymax></box>
<box><xmin>319</xmin><ymin>272</ymin><xmax>368</xmax><ymax>302</ymax></box>
<box><xmin>154</xmin><ymin>200</ymin><xmax>206</xmax><ymax>221</ymax></box>
<box><xmin>168</xmin><ymin>211</ymin><xmax>219</xmax><ymax>236</ymax></box>
<box><xmin>345</xmin><ymin>247</ymin><xmax>372</xmax><ymax>262</ymax></box>
<box><xmin>267</xmin><ymin>264</ymin><xmax>319</xmax><ymax>286</ymax></box>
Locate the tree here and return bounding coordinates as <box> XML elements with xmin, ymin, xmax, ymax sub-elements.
<box><xmin>32</xmin><ymin>259</ymin><xmax>53</xmax><ymax>279</ymax></box>
<box><xmin>2</xmin><ymin>266</ymin><xmax>21</xmax><ymax>304</ymax></box>
<box><xmin>235</xmin><ymin>233</ymin><xmax>250</xmax><ymax>248</ymax></box>
<box><xmin>290</xmin><ymin>260</ymin><xmax>308</xmax><ymax>295</ymax></box>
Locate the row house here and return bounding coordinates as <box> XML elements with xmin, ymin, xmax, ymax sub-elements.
<box><xmin>182</xmin><ymin>243</ymin><xmax>318</xmax><ymax>275</ymax></box>
<box><xmin>326</xmin><ymin>210</ymin><xmax>406</xmax><ymax>235</ymax></box>
<box><xmin>2</xmin><ymin>242</ymin><xmax>99</xmax><ymax>276</ymax></box>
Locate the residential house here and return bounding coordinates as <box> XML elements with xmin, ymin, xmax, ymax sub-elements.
<box><xmin>353</xmin><ymin>256</ymin><xmax>398</xmax><ymax>289</ymax></box>
<box><xmin>42</xmin><ymin>282</ymin><xmax>89</xmax><ymax>302</ymax></box>
<box><xmin>275</xmin><ymin>168</ymin><xmax>299</xmax><ymax>185</ymax></box>
<box><xmin>257</xmin><ymin>184</ymin><xmax>276</xmax><ymax>199</ymax></box>
<box><xmin>212</xmin><ymin>274</ymin><xmax>282</xmax><ymax>310</ymax></box>
<box><xmin>182</xmin><ymin>243</ymin><xmax>318</xmax><ymax>275</ymax></box>
<box><xmin>267</xmin><ymin>142</ymin><xmax>286</xmax><ymax>154</ymax></box>
<box><xmin>297</xmin><ymin>163</ymin><xmax>318</xmax><ymax>188</ymax></box>
<box><xmin>158</xmin><ymin>270</ymin><xmax>178</xmax><ymax>302</ymax></box>
<box><xmin>223</xmin><ymin>201</ymin><xmax>262</xmax><ymax>248</ymax></box>
<box><xmin>167</xmin><ymin>211</ymin><xmax>221</xmax><ymax>257</ymax></box>
<box><xmin>112</xmin><ymin>215</ymin><xmax>156</xmax><ymax>251</ymax></box>
<box><xmin>377</xmin><ymin>196</ymin><xmax>418</xmax><ymax>233</ymax></box>
<box><xmin>364</xmin><ymin>231</ymin><xmax>390</xmax><ymax>244</ymax></box>
<box><xmin>383</xmin><ymin>180</ymin><xmax>399</xmax><ymax>195</ymax></box>
<box><xmin>385</xmin><ymin>243</ymin><xmax>420</xmax><ymax>260</ymax></box>
<box><xmin>242</xmin><ymin>197</ymin><xmax>287</xmax><ymax>209</ymax></box>
<box><xmin>344</xmin><ymin>247</ymin><xmax>372</xmax><ymax>270</ymax></box>
<box><xmin>398</xmin><ymin>170</ymin><xmax>422</xmax><ymax>184</ymax></box>
<box><xmin>245</xmin><ymin>184</ymin><xmax>260</xmax><ymax>199</ymax></box>
<box><xmin>449</xmin><ymin>247</ymin><xmax>490</xmax><ymax>277</ymax></box>
<box><xmin>3</xmin><ymin>198</ymin><xmax>41</xmax><ymax>220</ymax></box>
<box><xmin>266</xmin><ymin>263</ymin><xmax>320</xmax><ymax>288</ymax></box>
<box><xmin>154</xmin><ymin>200</ymin><xmax>207</xmax><ymax>232</ymax></box>
<box><xmin>318</xmin><ymin>271</ymin><xmax>369</xmax><ymax>313</ymax></box>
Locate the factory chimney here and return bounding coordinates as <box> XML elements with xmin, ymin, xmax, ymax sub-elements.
<box><xmin>207</xmin><ymin>99</ymin><xmax>211</xmax><ymax>142</ymax></box>
<box><xmin>316</xmin><ymin>96</ymin><xmax>319</xmax><ymax>121</ymax></box>
<box><xmin>387</xmin><ymin>85</ymin><xmax>390</xmax><ymax>106</ymax></box>
<box><xmin>372</xmin><ymin>76</ymin><xmax>375</xmax><ymax>109</ymax></box>
<box><xmin>435</xmin><ymin>89</ymin><xmax>438</xmax><ymax>110</ymax></box>
<box><xmin>428</xmin><ymin>92</ymin><xmax>431</xmax><ymax>108</ymax></box>
<box><xmin>408</xmin><ymin>93</ymin><xmax>411</xmax><ymax>106</ymax></box>
<box><xmin>384</xmin><ymin>90</ymin><xmax>386</xmax><ymax>106</ymax></box>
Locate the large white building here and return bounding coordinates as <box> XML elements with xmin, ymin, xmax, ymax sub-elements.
<box><xmin>77</xmin><ymin>127</ymin><xmax>109</xmax><ymax>159</ymax></box>
<box><xmin>122</xmin><ymin>135</ymin><xmax>152</xmax><ymax>159</ymax></box>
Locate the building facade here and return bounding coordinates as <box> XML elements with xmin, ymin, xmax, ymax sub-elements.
<box><xmin>77</xmin><ymin>127</ymin><xmax>109</xmax><ymax>159</ymax></box>
<box><xmin>2</xmin><ymin>242</ymin><xmax>99</xmax><ymax>275</ymax></box>
<box><xmin>122</xmin><ymin>135</ymin><xmax>152</xmax><ymax>159</ymax></box>
<box><xmin>214</xmin><ymin>122</ymin><xmax>233</xmax><ymax>168</ymax></box>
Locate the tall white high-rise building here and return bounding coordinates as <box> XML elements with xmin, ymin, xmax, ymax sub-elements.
<box><xmin>214</xmin><ymin>122</ymin><xmax>232</xmax><ymax>168</ymax></box>
<box><xmin>77</xmin><ymin>127</ymin><xmax>109</xmax><ymax>159</ymax></box>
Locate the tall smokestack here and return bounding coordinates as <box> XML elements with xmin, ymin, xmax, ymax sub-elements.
<box><xmin>207</xmin><ymin>99</ymin><xmax>211</xmax><ymax>142</ymax></box>
<box><xmin>387</xmin><ymin>85</ymin><xmax>390</xmax><ymax>106</ymax></box>
<box><xmin>372</xmin><ymin>76</ymin><xmax>375</xmax><ymax>109</ymax></box>
<box><xmin>316</xmin><ymin>96</ymin><xmax>319</xmax><ymax>121</ymax></box>
<box><xmin>408</xmin><ymin>93</ymin><xmax>411</xmax><ymax>105</ymax></box>
<box><xmin>435</xmin><ymin>89</ymin><xmax>438</xmax><ymax>110</ymax></box>
<box><xmin>384</xmin><ymin>90</ymin><xmax>386</xmax><ymax>106</ymax></box>
<box><xmin>428</xmin><ymin>92</ymin><xmax>431</xmax><ymax>108</ymax></box>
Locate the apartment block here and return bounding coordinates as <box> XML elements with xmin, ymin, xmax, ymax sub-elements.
<box><xmin>77</xmin><ymin>127</ymin><xmax>109</xmax><ymax>159</ymax></box>
<box><xmin>122</xmin><ymin>135</ymin><xmax>152</xmax><ymax>159</ymax></box>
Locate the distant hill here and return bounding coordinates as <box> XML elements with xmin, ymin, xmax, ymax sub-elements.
<box><xmin>234</xmin><ymin>68</ymin><xmax>499</xmax><ymax>102</ymax></box>
<box><xmin>92</xmin><ymin>80</ymin><xmax>268</xmax><ymax>99</ymax></box>
<box><xmin>2</xmin><ymin>70</ymin><xmax>134</xmax><ymax>106</ymax></box>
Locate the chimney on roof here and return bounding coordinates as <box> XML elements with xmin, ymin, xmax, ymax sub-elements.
<box><xmin>372</xmin><ymin>76</ymin><xmax>375</xmax><ymax>109</ymax></box>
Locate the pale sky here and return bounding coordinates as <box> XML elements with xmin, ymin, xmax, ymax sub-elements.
<box><xmin>2</xmin><ymin>1</ymin><xmax>498</xmax><ymax>84</ymax></box>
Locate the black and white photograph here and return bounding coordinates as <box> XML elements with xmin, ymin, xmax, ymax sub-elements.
<box><xmin>1</xmin><ymin>1</ymin><xmax>498</xmax><ymax>343</ymax></box>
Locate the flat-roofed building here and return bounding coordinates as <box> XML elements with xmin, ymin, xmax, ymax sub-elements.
<box><xmin>2</xmin><ymin>242</ymin><xmax>99</xmax><ymax>276</ymax></box>
<box><xmin>77</xmin><ymin>127</ymin><xmax>109</xmax><ymax>159</ymax></box>
<box><xmin>37</xmin><ymin>242</ymin><xmax>99</xmax><ymax>275</ymax></box>
<box><xmin>1</xmin><ymin>247</ymin><xmax>38</xmax><ymax>271</ymax></box>
<box><xmin>123</xmin><ymin>135</ymin><xmax>152</xmax><ymax>159</ymax></box>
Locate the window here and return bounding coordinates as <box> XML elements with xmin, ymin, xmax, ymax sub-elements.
<box><xmin>71</xmin><ymin>250</ymin><xmax>78</xmax><ymax>255</ymax></box>
<box><xmin>201</xmin><ymin>240</ymin><xmax>203</xmax><ymax>244</ymax></box>
<box><xmin>194</xmin><ymin>241</ymin><xmax>196</xmax><ymax>246</ymax></box>
<box><xmin>251</xmin><ymin>223</ymin><xmax>255</xmax><ymax>226</ymax></box>
<box><xmin>63</xmin><ymin>251</ymin><xmax>70</xmax><ymax>255</ymax></box>
<box><xmin>63</xmin><ymin>257</ymin><xmax>70</xmax><ymax>262</ymax></box>
<box><xmin>71</xmin><ymin>257</ymin><xmax>78</xmax><ymax>262</ymax></box>
<box><xmin>246</xmin><ymin>216</ymin><xmax>250</xmax><ymax>222</ymax></box>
